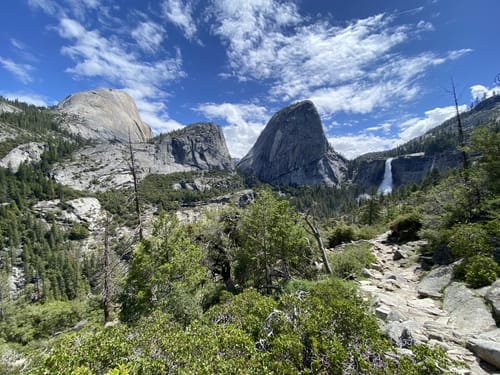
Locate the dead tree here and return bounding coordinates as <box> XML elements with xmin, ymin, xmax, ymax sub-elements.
<box><xmin>127</xmin><ymin>132</ymin><xmax>143</xmax><ymax>241</ymax></box>
<box><xmin>451</xmin><ymin>79</ymin><xmax>469</xmax><ymax>171</ymax></box>
<box><xmin>304</xmin><ymin>211</ymin><xmax>332</xmax><ymax>275</ymax></box>
<box><xmin>103</xmin><ymin>214</ymin><xmax>111</xmax><ymax>323</ymax></box>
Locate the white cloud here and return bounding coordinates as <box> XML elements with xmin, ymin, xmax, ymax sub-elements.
<box><xmin>470</xmin><ymin>84</ymin><xmax>500</xmax><ymax>101</ymax></box>
<box><xmin>364</xmin><ymin>122</ymin><xmax>392</xmax><ymax>133</ymax></box>
<box><xmin>196</xmin><ymin>102</ymin><xmax>270</xmax><ymax>157</ymax></box>
<box><xmin>28</xmin><ymin>0</ymin><xmax>100</xmax><ymax>19</ymax></box>
<box><xmin>0</xmin><ymin>91</ymin><xmax>51</xmax><ymax>107</ymax></box>
<box><xmin>329</xmin><ymin>134</ymin><xmax>400</xmax><ymax>159</ymax></box>
<box><xmin>161</xmin><ymin>0</ymin><xmax>197</xmax><ymax>39</ymax></box>
<box><xmin>28</xmin><ymin>0</ymin><xmax>59</xmax><ymax>16</ymax></box>
<box><xmin>209</xmin><ymin>1</ymin><xmax>471</xmax><ymax>117</ymax></box>
<box><xmin>0</xmin><ymin>57</ymin><xmax>34</xmax><ymax>84</ymax></box>
<box><xmin>56</xmin><ymin>17</ymin><xmax>185</xmax><ymax>134</ymax></box>
<box><xmin>132</xmin><ymin>20</ymin><xmax>166</xmax><ymax>53</ymax></box>
<box><xmin>398</xmin><ymin>105</ymin><xmax>467</xmax><ymax>142</ymax></box>
<box><xmin>330</xmin><ymin>104</ymin><xmax>469</xmax><ymax>159</ymax></box>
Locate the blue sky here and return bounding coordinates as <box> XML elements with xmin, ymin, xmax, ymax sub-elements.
<box><xmin>0</xmin><ymin>0</ymin><xmax>499</xmax><ymax>158</ymax></box>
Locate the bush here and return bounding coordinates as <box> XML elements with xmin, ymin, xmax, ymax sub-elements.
<box><xmin>447</xmin><ymin>223</ymin><xmax>491</xmax><ymax>259</ymax></box>
<box><xmin>329</xmin><ymin>242</ymin><xmax>376</xmax><ymax>279</ymax></box>
<box><xmin>68</xmin><ymin>223</ymin><xmax>90</xmax><ymax>241</ymax></box>
<box><xmin>389</xmin><ymin>213</ymin><xmax>422</xmax><ymax>243</ymax></box>
<box><xmin>464</xmin><ymin>255</ymin><xmax>500</xmax><ymax>288</ymax></box>
<box><xmin>327</xmin><ymin>221</ymin><xmax>357</xmax><ymax>247</ymax></box>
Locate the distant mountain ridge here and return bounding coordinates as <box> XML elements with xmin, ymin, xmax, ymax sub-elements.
<box><xmin>1</xmin><ymin>91</ymin><xmax>499</xmax><ymax>193</ymax></box>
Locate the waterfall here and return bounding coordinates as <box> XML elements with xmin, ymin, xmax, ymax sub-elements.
<box><xmin>377</xmin><ymin>158</ymin><xmax>393</xmax><ymax>195</ymax></box>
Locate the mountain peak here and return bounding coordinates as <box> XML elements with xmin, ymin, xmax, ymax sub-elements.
<box><xmin>238</xmin><ymin>100</ymin><xmax>346</xmax><ymax>186</ymax></box>
<box><xmin>57</xmin><ymin>88</ymin><xmax>153</xmax><ymax>143</ymax></box>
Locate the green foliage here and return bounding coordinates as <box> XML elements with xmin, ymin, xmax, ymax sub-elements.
<box><xmin>398</xmin><ymin>344</ymin><xmax>460</xmax><ymax>375</ymax></box>
<box><xmin>471</xmin><ymin>123</ymin><xmax>500</xmax><ymax>194</ymax></box>
<box><xmin>31</xmin><ymin>278</ymin><xmax>462</xmax><ymax>374</ymax></box>
<box><xmin>464</xmin><ymin>255</ymin><xmax>500</xmax><ymax>288</ymax></box>
<box><xmin>329</xmin><ymin>242</ymin><xmax>376</xmax><ymax>279</ymax></box>
<box><xmin>0</xmin><ymin>300</ymin><xmax>85</xmax><ymax>345</ymax></box>
<box><xmin>121</xmin><ymin>214</ymin><xmax>207</xmax><ymax>323</ymax></box>
<box><xmin>447</xmin><ymin>223</ymin><xmax>491</xmax><ymax>259</ymax></box>
<box><xmin>327</xmin><ymin>221</ymin><xmax>356</xmax><ymax>247</ymax></box>
<box><xmin>139</xmin><ymin>171</ymin><xmax>245</xmax><ymax>211</ymax></box>
<box><xmin>389</xmin><ymin>213</ymin><xmax>422</xmax><ymax>243</ymax></box>
<box><xmin>68</xmin><ymin>223</ymin><xmax>90</xmax><ymax>241</ymax></box>
<box><xmin>237</xmin><ymin>189</ymin><xmax>313</xmax><ymax>291</ymax></box>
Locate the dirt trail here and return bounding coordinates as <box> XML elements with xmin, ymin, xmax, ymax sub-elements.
<box><xmin>358</xmin><ymin>232</ymin><xmax>496</xmax><ymax>375</ymax></box>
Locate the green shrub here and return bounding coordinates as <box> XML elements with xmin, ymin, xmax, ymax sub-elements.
<box><xmin>329</xmin><ymin>242</ymin><xmax>376</xmax><ymax>279</ymax></box>
<box><xmin>327</xmin><ymin>221</ymin><xmax>357</xmax><ymax>247</ymax></box>
<box><xmin>464</xmin><ymin>255</ymin><xmax>500</xmax><ymax>288</ymax></box>
<box><xmin>452</xmin><ymin>261</ymin><xmax>467</xmax><ymax>281</ymax></box>
<box><xmin>447</xmin><ymin>223</ymin><xmax>491</xmax><ymax>259</ymax></box>
<box><xmin>389</xmin><ymin>213</ymin><xmax>422</xmax><ymax>243</ymax></box>
<box><xmin>68</xmin><ymin>223</ymin><xmax>90</xmax><ymax>241</ymax></box>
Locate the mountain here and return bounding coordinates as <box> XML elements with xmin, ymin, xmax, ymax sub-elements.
<box><xmin>52</xmin><ymin>122</ymin><xmax>234</xmax><ymax>192</ymax></box>
<box><xmin>57</xmin><ymin>89</ymin><xmax>153</xmax><ymax>143</ymax></box>
<box><xmin>350</xmin><ymin>95</ymin><xmax>500</xmax><ymax>191</ymax></box>
<box><xmin>238</xmin><ymin>100</ymin><xmax>347</xmax><ymax>186</ymax></box>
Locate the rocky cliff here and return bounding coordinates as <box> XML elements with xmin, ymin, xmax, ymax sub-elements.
<box><xmin>57</xmin><ymin>89</ymin><xmax>153</xmax><ymax>143</ymax></box>
<box><xmin>52</xmin><ymin>122</ymin><xmax>234</xmax><ymax>191</ymax></box>
<box><xmin>238</xmin><ymin>100</ymin><xmax>346</xmax><ymax>186</ymax></box>
<box><xmin>154</xmin><ymin>122</ymin><xmax>233</xmax><ymax>172</ymax></box>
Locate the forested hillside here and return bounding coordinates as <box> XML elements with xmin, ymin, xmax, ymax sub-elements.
<box><xmin>0</xmin><ymin>95</ymin><xmax>499</xmax><ymax>374</ymax></box>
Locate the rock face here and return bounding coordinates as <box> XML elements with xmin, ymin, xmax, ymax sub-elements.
<box><xmin>0</xmin><ymin>142</ymin><xmax>45</xmax><ymax>172</ymax></box>
<box><xmin>391</xmin><ymin>152</ymin><xmax>462</xmax><ymax>189</ymax></box>
<box><xmin>238</xmin><ymin>100</ymin><xmax>346</xmax><ymax>186</ymax></box>
<box><xmin>52</xmin><ymin>122</ymin><xmax>234</xmax><ymax>191</ymax></box>
<box><xmin>349</xmin><ymin>159</ymin><xmax>386</xmax><ymax>191</ymax></box>
<box><xmin>57</xmin><ymin>89</ymin><xmax>153</xmax><ymax>143</ymax></box>
<box><xmin>154</xmin><ymin>122</ymin><xmax>233</xmax><ymax>171</ymax></box>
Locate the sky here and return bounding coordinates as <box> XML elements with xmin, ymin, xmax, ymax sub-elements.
<box><xmin>0</xmin><ymin>0</ymin><xmax>499</xmax><ymax>159</ymax></box>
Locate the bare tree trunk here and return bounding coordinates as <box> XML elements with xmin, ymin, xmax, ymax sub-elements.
<box><xmin>451</xmin><ymin>79</ymin><xmax>469</xmax><ymax>171</ymax></box>
<box><xmin>304</xmin><ymin>214</ymin><xmax>332</xmax><ymax>275</ymax></box>
<box><xmin>103</xmin><ymin>214</ymin><xmax>111</xmax><ymax>323</ymax></box>
<box><xmin>128</xmin><ymin>133</ymin><xmax>143</xmax><ymax>241</ymax></box>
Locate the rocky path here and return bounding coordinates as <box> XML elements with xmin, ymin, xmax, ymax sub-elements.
<box><xmin>358</xmin><ymin>232</ymin><xmax>500</xmax><ymax>374</ymax></box>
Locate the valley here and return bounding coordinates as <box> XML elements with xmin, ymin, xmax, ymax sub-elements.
<box><xmin>0</xmin><ymin>90</ymin><xmax>499</xmax><ymax>374</ymax></box>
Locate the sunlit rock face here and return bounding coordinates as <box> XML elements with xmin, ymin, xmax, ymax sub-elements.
<box><xmin>238</xmin><ymin>100</ymin><xmax>346</xmax><ymax>186</ymax></box>
<box><xmin>57</xmin><ymin>88</ymin><xmax>153</xmax><ymax>143</ymax></box>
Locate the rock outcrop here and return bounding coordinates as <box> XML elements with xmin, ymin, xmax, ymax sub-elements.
<box><xmin>0</xmin><ymin>102</ymin><xmax>21</xmax><ymax>114</ymax></box>
<box><xmin>52</xmin><ymin>122</ymin><xmax>234</xmax><ymax>191</ymax></box>
<box><xmin>238</xmin><ymin>100</ymin><xmax>346</xmax><ymax>186</ymax></box>
<box><xmin>0</xmin><ymin>142</ymin><xmax>45</xmax><ymax>172</ymax></box>
<box><xmin>57</xmin><ymin>89</ymin><xmax>153</xmax><ymax>143</ymax></box>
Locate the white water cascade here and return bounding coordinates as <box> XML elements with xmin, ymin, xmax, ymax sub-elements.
<box><xmin>377</xmin><ymin>157</ymin><xmax>393</xmax><ymax>195</ymax></box>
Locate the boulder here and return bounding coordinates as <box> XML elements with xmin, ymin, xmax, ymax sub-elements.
<box><xmin>443</xmin><ymin>282</ymin><xmax>497</xmax><ymax>335</ymax></box>
<box><xmin>417</xmin><ymin>265</ymin><xmax>453</xmax><ymax>298</ymax></box>
<box><xmin>467</xmin><ymin>338</ymin><xmax>500</xmax><ymax>370</ymax></box>
<box><xmin>384</xmin><ymin>320</ymin><xmax>425</xmax><ymax>347</ymax></box>
<box><xmin>238</xmin><ymin>100</ymin><xmax>346</xmax><ymax>186</ymax></box>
